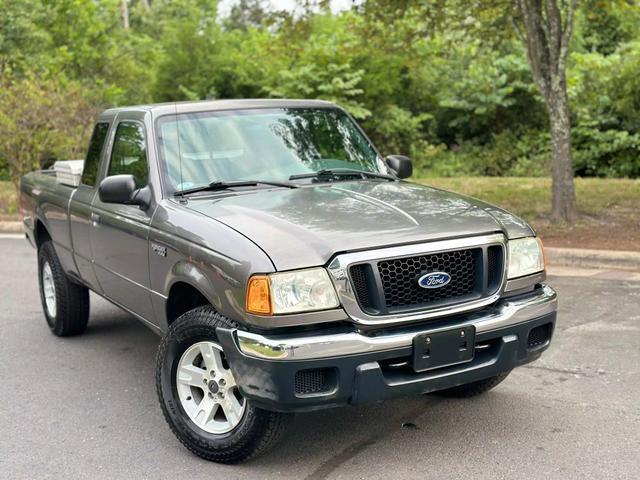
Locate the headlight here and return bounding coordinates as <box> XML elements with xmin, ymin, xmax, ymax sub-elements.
<box><xmin>508</xmin><ymin>237</ymin><xmax>545</xmax><ymax>279</ymax></box>
<box><xmin>246</xmin><ymin>267</ymin><xmax>339</xmax><ymax>315</ymax></box>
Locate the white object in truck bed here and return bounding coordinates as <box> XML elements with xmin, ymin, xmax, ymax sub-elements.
<box><xmin>53</xmin><ymin>160</ymin><xmax>84</xmax><ymax>187</ymax></box>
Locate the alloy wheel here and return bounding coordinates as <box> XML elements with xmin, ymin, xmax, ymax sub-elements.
<box><xmin>176</xmin><ymin>341</ymin><xmax>246</xmax><ymax>434</ymax></box>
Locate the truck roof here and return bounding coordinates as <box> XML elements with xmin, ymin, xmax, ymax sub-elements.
<box><xmin>99</xmin><ymin>99</ymin><xmax>337</xmax><ymax>120</ymax></box>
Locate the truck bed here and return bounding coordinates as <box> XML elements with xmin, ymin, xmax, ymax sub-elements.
<box><xmin>21</xmin><ymin>170</ymin><xmax>77</xmax><ymax>257</ymax></box>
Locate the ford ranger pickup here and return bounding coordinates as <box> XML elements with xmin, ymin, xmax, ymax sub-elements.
<box><xmin>20</xmin><ymin>99</ymin><xmax>557</xmax><ymax>463</ymax></box>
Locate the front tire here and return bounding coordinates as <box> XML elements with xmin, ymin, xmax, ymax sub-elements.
<box><xmin>155</xmin><ymin>306</ymin><xmax>287</xmax><ymax>463</ymax></box>
<box><xmin>38</xmin><ymin>240</ymin><xmax>89</xmax><ymax>336</ymax></box>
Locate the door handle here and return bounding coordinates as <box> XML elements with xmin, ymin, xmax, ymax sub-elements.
<box><xmin>90</xmin><ymin>212</ymin><xmax>101</xmax><ymax>227</ymax></box>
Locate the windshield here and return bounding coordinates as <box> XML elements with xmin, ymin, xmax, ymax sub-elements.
<box><xmin>156</xmin><ymin>107</ymin><xmax>384</xmax><ymax>193</ymax></box>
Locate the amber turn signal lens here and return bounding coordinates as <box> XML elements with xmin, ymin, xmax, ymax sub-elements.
<box><xmin>537</xmin><ymin>237</ymin><xmax>547</xmax><ymax>270</ymax></box>
<box><xmin>246</xmin><ymin>275</ymin><xmax>272</xmax><ymax>315</ymax></box>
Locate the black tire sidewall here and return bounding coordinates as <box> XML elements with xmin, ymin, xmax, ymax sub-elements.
<box><xmin>158</xmin><ymin>330</ymin><xmax>249</xmax><ymax>444</ymax></box>
<box><xmin>37</xmin><ymin>240</ymin><xmax>89</xmax><ymax>336</ymax></box>
<box><xmin>156</xmin><ymin>307</ymin><xmax>283</xmax><ymax>461</ymax></box>
<box><xmin>37</xmin><ymin>242</ymin><xmax>62</xmax><ymax>332</ymax></box>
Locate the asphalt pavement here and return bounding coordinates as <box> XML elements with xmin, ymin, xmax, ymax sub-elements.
<box><xmin>1</xmin><ymin>237</ymin><xmax>639</xmax><ymax>480</ymax></box>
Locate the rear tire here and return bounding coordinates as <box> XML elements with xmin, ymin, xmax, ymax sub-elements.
<box><xmin>156</xmin><ymin>306</ymin><xmax>288</xmax><ymax>463</ymax></box>
<box><xmin>436</xmin><ymin>372</ymin><xmax>511</xmax><ymax>398</ymax></box>
<box><xmin>37</xmin><ymin>240</ymin><xmax>90</xmax><ymax>336</ymax></box>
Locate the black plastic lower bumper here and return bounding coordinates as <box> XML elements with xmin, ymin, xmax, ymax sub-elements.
<box><xmin>218</xmin><ymin>313</ymin><xmax>556</xmax><ymax>413</ymax></box>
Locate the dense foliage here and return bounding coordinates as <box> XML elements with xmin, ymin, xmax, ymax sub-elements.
<box><xmin>1</xmin><ymin>0</ymin><xmax>639</xmax><ymax>183</ymax></box>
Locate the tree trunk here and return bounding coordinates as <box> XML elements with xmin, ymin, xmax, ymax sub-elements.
<box><xmin>547</xmin><ymin>77</ymin><xmax>577</xmax><ymax>223</ymax></box>
<box><xmin>120</xmin><ymin>0</ymin><xmax>130</xmax><ymax>29</ymax></box>
<box><xmin>512</xmin><ymin>0</ymin><xmax>578</xmax><ymax>224</ymax></box>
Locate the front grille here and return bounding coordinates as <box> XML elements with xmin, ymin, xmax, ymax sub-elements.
<box><xmin>378</xmin><ymin>249</ymin><xmax>479</xmax><ymax>309</ymax></box>
<box><xmin>349</xmin><ymin>244</ymin><xmax>504</xmax><ymax>316</ymax></box>
<box><xmin>294</xmin><ymin>368</ymin><xmax>336</xmax><ymax>396</ymax></box>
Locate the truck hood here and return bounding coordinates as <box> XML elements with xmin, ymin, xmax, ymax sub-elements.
<box><xmin>187</xmin><ymin>180</ymin><xmax>534</xmax><ymax>271</ymax></box>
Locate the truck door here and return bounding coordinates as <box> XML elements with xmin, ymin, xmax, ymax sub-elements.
<box><xmin>69</xmin><ymin>121</ymin><xmax>110</xmax><ymax>293</ymax></box>
<box><xmin>90</xmin><ymin>116</ymin><xmax>155</xmax><ymax>321</ymax></box>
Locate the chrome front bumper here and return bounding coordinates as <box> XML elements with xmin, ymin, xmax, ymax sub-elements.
<box><xmin>236</xmin><ymin>284</ymin><xmax>557</xmax><ymax>361</ymax></box>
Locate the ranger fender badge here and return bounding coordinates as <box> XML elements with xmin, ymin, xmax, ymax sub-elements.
<box><xmin>418</xmin><ymin>271</ymin><xmax>451</xmax><ymax>289</ymax></box>
<box><xmin>151</xmin><ymin>243</ymin><xmax>167</xmax><ymax>257</ymax></box>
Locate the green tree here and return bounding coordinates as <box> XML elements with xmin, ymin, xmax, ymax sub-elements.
<box><xmin>1</xmin><ymin>0</ymin><xmax>640</xmax><ymax>193</ymax></box>
<box><xmin>0</xmin><ymin>0</ymin><xmax>50</xmax><ymax>76</ymax></box>
<box><xmin>0</xmin><ymin>75</ymin><xmax>99</xmax><ymax>192</ymax></box>
<box><xmin>224</xmin><ymin>0</ymin><xmax>271</xmax><ymax>30</ymax></box>
<box><xmin>513</xmin><ymin>0</ymin><xmax>579</xmax><ymax>222</ymax></box>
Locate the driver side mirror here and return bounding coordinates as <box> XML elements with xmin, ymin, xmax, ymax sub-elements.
<box><xmin>385</xmin><ymin>155</ymin><xmax>413</xmax><ymax>179</ymax></box>
<box><xmin>98</xmin><ymin>174</ymin><xmax>151</xmax><ymax>209</ymax></box>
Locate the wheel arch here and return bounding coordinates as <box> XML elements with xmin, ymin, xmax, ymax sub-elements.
<box><xmin>34</xmin><ymin>218</ymin><xmax>52</xmax><ymax>248</ymax></box>
<box><xmin>165</xmin><ymin>281</ymin><xmax>212</xmax><ymax>326</ymax></box>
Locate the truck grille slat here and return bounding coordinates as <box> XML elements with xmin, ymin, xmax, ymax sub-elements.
<box><xmin>487</xmin><ymin>245</ymin><xmax>504</xmax><ymax>293</ymax></box>
<box><xmin>350</xmin><ymin>264</ymin><xmax>374</xmax><ymax>310</ymax></box>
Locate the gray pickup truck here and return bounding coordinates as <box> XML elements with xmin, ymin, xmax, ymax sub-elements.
<box><xmin>21</xmin><ymin>99</ymin><xmax>557</xmax><ymax>463</ymax></box>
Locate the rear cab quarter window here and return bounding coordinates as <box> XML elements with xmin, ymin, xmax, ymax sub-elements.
<box><xmin>81</xmin><ymin>122</ymin><xmax>110</xmax><ymax>186</ymax></box>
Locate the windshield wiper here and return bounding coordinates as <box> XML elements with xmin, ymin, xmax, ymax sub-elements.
<box><xmin>174</xmin><ymin>180</ymin><xmax>298</xmax><ymax>196</ymax></box>
<box><xmin>289</xmin><ymin>168</ymin><xmax>396</xmax><ymax>182</ymax></box>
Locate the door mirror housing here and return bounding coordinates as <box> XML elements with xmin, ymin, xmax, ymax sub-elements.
<box><xmin>385</xmin><ymin>155</ymin><xmax>413</xmax><ymax>179</ymax></box>
<box><xmin>98</xmin><ymin>174</ymin><xmax>151</xmax><ymax>209</ymax></box>
<box><xmin>99</xmin><ymin>174</ymin><xmax>136</xmax><ymax>204</ymax></box>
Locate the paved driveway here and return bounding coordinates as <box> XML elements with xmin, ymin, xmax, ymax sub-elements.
<box><xmin>1</xmin><ymin>237</ymin><xmax>638</xmax><ymax>479</ymax></box>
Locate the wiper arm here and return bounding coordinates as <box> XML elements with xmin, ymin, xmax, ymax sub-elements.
<box><xmin>289</xmin><ymin>168</ymin><xmax>396</xmax><ymax>182</ymax></box>
<box><xmin>174</xmin><ymin>180</ymin><xmax>298</xmax><ymax>196</ymax></box>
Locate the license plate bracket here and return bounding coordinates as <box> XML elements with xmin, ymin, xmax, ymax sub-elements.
<box><xmin>413</xmin><ymin>326</ymin><xmax>475</xmax><ymax>372</ymax></box>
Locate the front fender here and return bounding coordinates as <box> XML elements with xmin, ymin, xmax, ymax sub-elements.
<box><xmin>148</xmin><ymin>202</ymin><xmax>276</xmax><ymax>332</ymax></box>
<box><xmin>164</xmin><ymin>259</ymin><xmax>223</xmax><ymax>311</ymax></box>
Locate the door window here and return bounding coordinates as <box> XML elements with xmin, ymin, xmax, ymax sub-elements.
<box><xmin>81</xmin><ymin>122</ymin><xmax>110</xmax><ymax>186</ymax></box>
<box><xmin>109</xmin><ymin>121</ymin><xmax>149</xmax><ymax>188</ymax></box>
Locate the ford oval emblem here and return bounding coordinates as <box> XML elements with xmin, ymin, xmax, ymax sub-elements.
<box><xmin>418</xmin><ymin>272</ymin><xmax>451</xmax><ymax>289</ymax></box>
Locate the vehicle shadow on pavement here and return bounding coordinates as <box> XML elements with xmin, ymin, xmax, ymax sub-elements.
<box><xmin>256</xmin><ymin>387</ymin><xmax>557</xmax><ymax>479</ymax></box>
<box><xmin>83</xmin><ymin>314</ymin><xmax>148</xmax><ymax>337</ymax></box>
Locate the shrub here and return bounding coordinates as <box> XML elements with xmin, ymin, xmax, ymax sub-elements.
<box><xmin>0</xmin><ymin>74</ymin><xmax>100</xmax><ymax>190</ymax></box>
